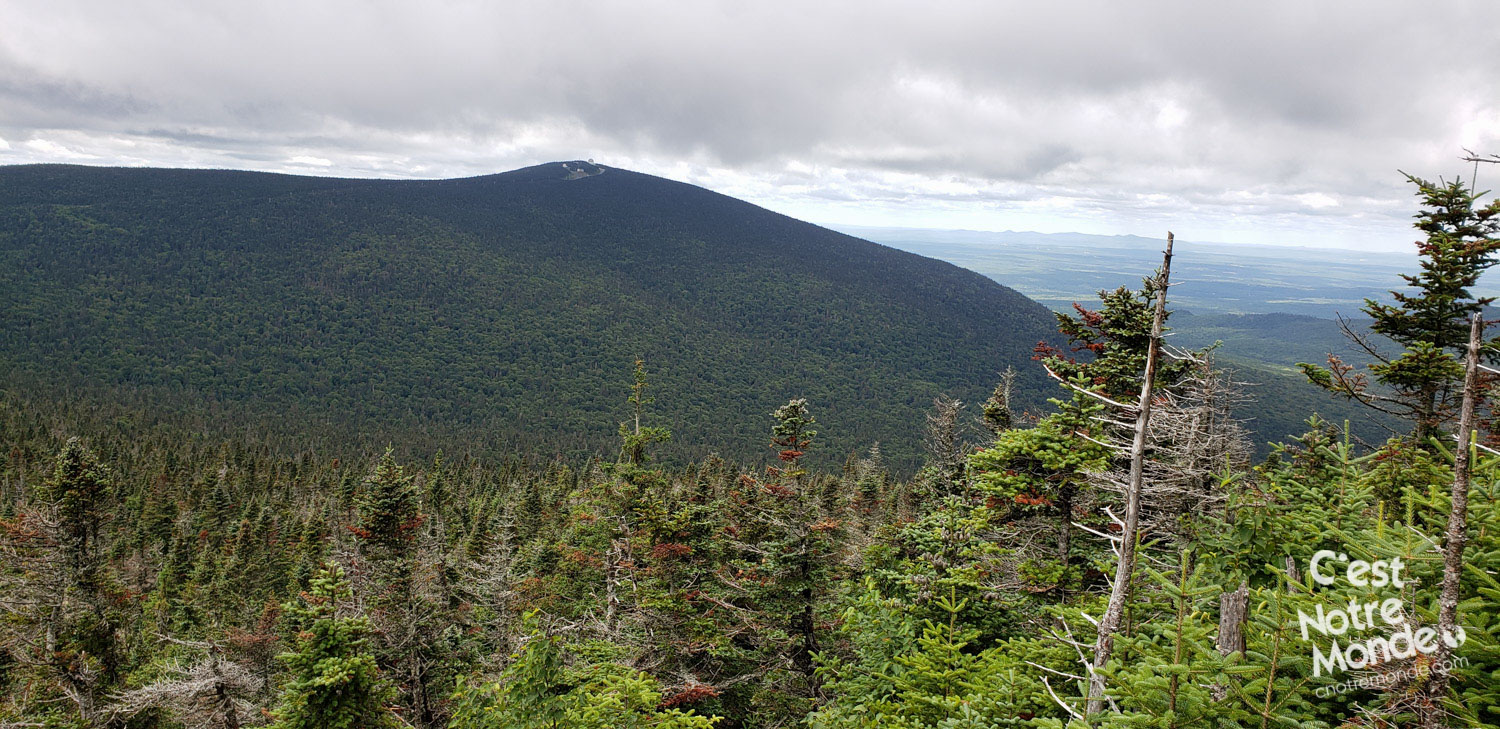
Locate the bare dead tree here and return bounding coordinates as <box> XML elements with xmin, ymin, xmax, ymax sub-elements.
<box><xmin>1136</xmin><ymin>354</ymin><xmax>1253</xmax><ymax>533</ymax></box>
<box><xmin>1031</xmin><ymin>236</ymin><xmax>1253</xmax><ymax>715</ymax></box>
<box><xmin>110</xmin><ymin>637</ymin><xmax>264</xmax><ymax>729</ymax></box>
<box><xmin>1085</xmin><ymin>232</ymin><xmax>1173</xmax><ymax>715</ymax></box>
<box><xmin>0</xmin><ymin>497</ymin><xmax>114</xmax><ymax>725</ymax></box>
<box><xmin>603</xmin><ymin>520</ymin><xmax>628</xmax><ymax>637</ymax></box>
<box><xmin>1461</xmin><ymin>147</ymin><xmax>1500</xmax><ymax>191</ymax></box>
<box><xmin>1062</xmin><ymin>352</ymin><xmax>1250</xmax><ymax>566</ymax></box>
<box><xmin>982</xmin><ymin>367</ymin><xmax>1019</xmax><ymax>435</ymax></box>
<box><xmin>1422</xmin><ymin>312</ymin><xmax>1484</xmax><ymax>728</ymax></box>
<box><xmin>923</xmin><ymin>395</ymin><xmax>967</xmax><ymax>489</ymax></box>
<box><xmin>453</xmin><ymin>507</ymin><xmax>523</xmax><ymax>666</ymax></box>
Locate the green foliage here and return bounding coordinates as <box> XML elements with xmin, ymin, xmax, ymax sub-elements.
<box><xmin>811</xmin><ymin>583</ymin><xmax>1056</xmax><ymax>728</ymax></box>
<box><xmin>728</xmin><ymin>399</ymin><xmax>842</xmax><ymax>693</ymax></box>
<box><xmin>619</xmin><ymin>359</ymin><xmax>672</xmax><ymax>466</ymax></box>
<box><xmin>357</xmin><ymin>449</ymin><xmax>421</xmax><ymax>559</ymax></box>
<box><xmin>451</xmin><ymin>614</ymin><xmax>717</xmax><ymax>729</ymax></box>
<box><xmin>271</xmin><ymin>564</ymin><xmax>397</xmax><ymax>729</ymax></box>
<box><xmin>1302</xmin><ymin>174</ymin><xmax>1500</xmax><ymax>441</ymax></box>
<box><xmin>771</xmin><ymin>398</ymin><xmax>817</xmax><ymax>469</ymax></box>
<box><xmin>1043</xmin><ymin>281</ymin><xmax>1190</xmax><ymax>402</ymax></box>
<box><xmin>44</xmin><ymin>437</ymin><xmax>112</xmax><ymax>591</ymax></box>
<box><xmin>0</xmin><ymin>162</ymin><xmax>1062</xmax><ymax>471</ymax></box>
<box><xmin>2</xmin><ymin>176</ymin><xmax>1499</xmax><ymax>729</ymax></box>
<box><xmin>1367</xmin><ymin>175</ymin><xmax>1500</xmax><ymax>351</ymax></box>
<box><xmin>970</xmin><ymin>394</ymin><xmax>1105</xmax><ymax>507</ymax></box>
<box><xmin>1</xmin><ymin>347</ymin><xmax>1497</xmax><ymax>728</ymax></box>
<box><xmin>1207</xmin><ymin>418</ymin><xmax>1379</xmax><ymax>588</ymax></box>
<box><xmin>970</xmin><ymin>273</ymin><xmax>1195</xmax><ymax>600</ymax></box>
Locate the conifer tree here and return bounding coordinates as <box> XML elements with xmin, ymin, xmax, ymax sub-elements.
<box><xmin>620</xmin><ymin>359</ymin><xmax>671</xmax><ymax>466</ymax></box>
<box><xmin>764</xmin><ymin>399</ymin><xmax>834</xmax><ymax>685</ymax></box>
<box><xmin>354</xmin><ymin>451</ymin><xmax>458</xmax><ymax>727</ymax></box>
<box><xmin>721</xmin><ymin>398</ymin><xmax>845</xmax><ymax>712</ymax></box>
<box><xmin>1083</xmin><ymin>236</ymin><xmax>1174</xmax><ymax>715</ymax></box>
<box><xmin>972</xmin><ymin>276</ymin><xmax>1191</xmax><ymax>595</ymax></box>
<box><xmin>356</xmin><ymin>450</ymin><xmax>421</xmax><ymax>568</ymax></box>
<box><xmin>970</xmin><ymin>395</ymin><xmax>1106</xmax><ymax>591</ymax></box>
<box><xmin>1096</xmin><ymin>556</ymin><xmax>1228</xmax><ymax>727</ymax></box>
<box><xmin>270</xmin><ymin>564</ymin><xmax>396</xmax><ymax>729</ymax></box>
<box><xmin>1439</xmin><ymin>455</ymin><xmax>1500</xmax><ymax>727</ymax></box>
<box><xmin>0</xmin><ymin>437</ymin><xmax>120</xmax><ymax>725</ymax></box>
<box><xmin>451</xmin><ymin>613</ymin><xmax>718</xmax><ymax>729</ymax></box>
<box><xmin>47</xmin><ymin>437</ymin><xmax>112</xmax><ymax>606</ymax></box>
<box><xmin>1301</xmin><ymin>174</ymin><xmax>1500</xmax><ymax>442</ymax></box>
<box><xmin>810</xmin><ymin>580</ymin><xmax>1063</xmax><ymax>727</ymax></box>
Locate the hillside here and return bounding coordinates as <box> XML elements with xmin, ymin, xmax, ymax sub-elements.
<box><xmin>0</xmin><ymin>162</ymin><xmax>1062</xmax><ymax>468</ymax></box>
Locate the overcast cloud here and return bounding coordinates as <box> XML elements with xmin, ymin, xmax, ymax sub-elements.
<box><xmin>1</xmin><ymin>1</ymin><xmax>1498</xmax><ymax>250</ymax></box>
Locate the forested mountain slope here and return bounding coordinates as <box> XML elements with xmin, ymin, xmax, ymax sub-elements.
<box><xmin>0</xmin><ymin>161</ymin><xmax>1061</xmax><ymax>467</ymax></box>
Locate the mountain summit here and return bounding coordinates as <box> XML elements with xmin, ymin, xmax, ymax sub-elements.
<box><xmin>0</xmin><ymin>161</ymin><xmax>1058</xmax><ymax>465</ymax></box>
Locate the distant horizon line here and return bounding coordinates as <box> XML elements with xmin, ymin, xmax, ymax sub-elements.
<box><xmin>0</xmin><ymin>159</ymin><xmax>1424</xmax><ymax>257</ymax></box>
<box><xmin>824</xmin><ymin>222</ymin><xmax>1421</xmax><ymax>258</ymax></box>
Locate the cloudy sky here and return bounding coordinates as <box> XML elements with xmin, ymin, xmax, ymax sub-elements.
<box><xmin>2</xmin><ymin>1</ymin><xmax>1498</xmax><ymax>251</ymax></box>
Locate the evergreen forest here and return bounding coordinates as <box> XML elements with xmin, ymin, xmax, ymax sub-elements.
<box><xmin>2</xmin><ymin>171</ymin><xmax>1499</xmax><ymax>729</ymax></box>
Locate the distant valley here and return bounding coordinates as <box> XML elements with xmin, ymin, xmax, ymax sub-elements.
<box><xmin>841</xmin><ymin>225</ymin><xmax>1500</xmax><ymax>319</ymax></box>
<box><xmin>842</xmin><ymin>225</ymin><xmax>1423</xmax><ymax>446</ymax></box>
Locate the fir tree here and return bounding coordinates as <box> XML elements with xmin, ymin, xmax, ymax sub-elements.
<box><xmin>354</xmin><ymin>451</ymin><xmax>461</xmax><ymax>727</ymax></box>
<box><xmin>717</xmin><ymin>398</ymin><xmax>846</xmax><ymax>716</ymax></box>
<box><xmin>619</xmin><ymin>359</ymin><xmax>671</xmax><ymax>466</ymax></box>
<box><xmin>356</xmin><ymin>449</ymin><xmax>421</xmax><ymax>566</ymax></box>
<box><xmin>270</xmin><ymin>564</ymin><xmax>396</xmax><ymax>729</ymax></box>
<box><xmin>0</xmin><ymin>438</ymin><xmax>121</xmax><ymax>725</ymax></box>
<box><xmin>451</xmin><ymin>613</ymin><xmax>718</xmax><ymax>729</ymax></box>
<box><xmin>46</xmin><ymin>437</ymin><xmax>112</xmax><ymax>600</ymax></box>
<box><xmin>1301</xmin><ymin>174</ymin><xmax>1500</xmax><ymax>443</ymax></box>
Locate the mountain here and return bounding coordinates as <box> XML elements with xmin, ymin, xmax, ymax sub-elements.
<box><xmin>0</xmin><ymin>161</ymin><xmax>1062</xmax><ymax>468</ymax></box>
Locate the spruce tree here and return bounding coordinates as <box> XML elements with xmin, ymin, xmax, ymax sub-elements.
<box><xmin>1300</xmin><ymin>174</ymin><xmax>1500</xmax><ymax>442</ymax></box>
<box><xmin>270</xmin><ymin>564</ymin><xmax>396</xmax><ymax>729</ymax></box>
<box><xmin>356</xmin><ymin>450</ymin><xmax>420</xmax><ymax>568</ymax></box>
<box><xmin>619</xmin><ymin>359</ymin><xmax>671</xmax><ymax>466</ymax></box>
<box><xmin>763</xmin><ymin>399</ymin><xmax>832</xmax><ymax>684</ymax></box>
<box><xmin>451</xmin><ymin>614</ymin><xmax>718</xmax><ymax>729</ymax></box>
<box><xmin>354</xmin><ymin>451</ymin><xmax>460</xmax><ymax>727</ymax></box>
<box><xmin>47</xmin><ymin>437</ymin><xmax>111</xmax><ymax>601</ymax></box>
<box><xmin>971</xmin><ymin>279</ymin><xmax>1190</xmax><ymax>594</ymax></box>
<box><xmin>0</xmin><ymin>438</ymin><xmax>122</xmax><ymax>725</ymax></box>
<box><xmin>719</xmin><ymin>398</ymin><xmax>845</xmax><ymax>715</ymax></box>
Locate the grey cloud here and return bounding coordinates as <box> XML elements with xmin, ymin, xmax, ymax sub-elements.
<box><xmin>0</xmin><ymin>0</ymin><xmax>1497</xmax><ymax>249</ymax></box>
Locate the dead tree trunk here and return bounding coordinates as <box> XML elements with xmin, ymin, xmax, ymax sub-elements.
<box><xmin>1422</xmin><ymin>312</ymin><xmax>1483</xmax><ymax>729</ymax></box>
<box><xmin>1055</xmin><ymin>482</ymin><xmax>1075</xmax><ymax>569</ymax></box>
<box><xmin>1086</xmin><ymin>232</ymin><xmax>1174</xmax><ymax>715</ymax></box>
<box><xmin>1212</xmin><ymin>581</ymin><xmax>1248</xmax><ymax>701</ymax></box>
<box><xmin>604</xmin><ymin>520</ymin><xmax>627</xmax><ymax>637</ymax></box>
<box><xmin>208</xmin><ymin>645</ymin><xmax>242</xmax><ymax>729</ymax></box>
